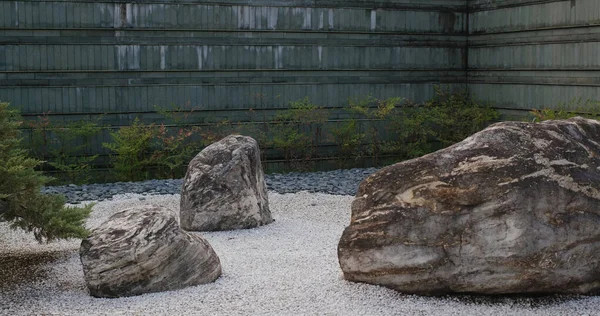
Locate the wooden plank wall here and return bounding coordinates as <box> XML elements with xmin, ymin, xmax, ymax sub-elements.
<box><xmin>0</xmin><ymin>0</ymin><xmax>468</xmax><ymax>158</ymax></box>
<box><xmin>468</xmin><ymin>0</ymin><xmax>600</xmax><ymax>117</ymax></box>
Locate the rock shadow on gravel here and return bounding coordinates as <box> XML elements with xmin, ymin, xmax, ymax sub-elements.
<box><xmin>0</xmin><ymin>250</ymin><xmax>72</xmax><ymax>290</ymax></box>
<box><xmin>447</xmin><ymin>293</ymin><xmax>587</xmax><ymax>308</ymax></box>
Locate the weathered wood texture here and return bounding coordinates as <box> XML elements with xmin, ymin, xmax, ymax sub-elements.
<box><xmin>468</xmin><ymin>0</ymin><xmax>600</xmax><ymax>115</ymax></box>
<box><xmin>0</xmin><ymin>0</ymin><xmax>467</xmax><ymax>157</ymax></box>
<box><xmin>2</xmin><ymin>1</ymin><xmax>595</xmax><ymax>135</ymax></box>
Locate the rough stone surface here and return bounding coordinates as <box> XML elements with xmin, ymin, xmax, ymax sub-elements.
<box><xmin>181</xmin><ymin>135</ymin><xmax>273</xmax><ymax>231</ymax></box>
<box><xmin>80</xmin><ymin>205</ymin><xmax>221</xmax><ymax>298</ymax></box>
<box><xmin>338</xmin><ymin>117</ymin><xmax>600</xmax><ymax>296</ymax></box>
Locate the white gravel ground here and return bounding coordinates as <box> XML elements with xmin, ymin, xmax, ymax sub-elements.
<box><xmin>1</xmin><ymin>192</ymin><xmax>599</xmax><ymax>316</ymax></box>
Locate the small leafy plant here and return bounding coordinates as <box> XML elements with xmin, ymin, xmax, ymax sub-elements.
<box><xmin>272</xmin><ymin>97</ymin><xmax>326</xmax><ymax>170</ymax></box>
<box><xmin>27</xmin><ymin>112</ymin><xmax>102</xmax><ymax>184</ymax></box>
<box><xmin>425</xmin><ymin>86</ymin><xmax>499</xmax><ymax>146</ymax></box>
<box><xmin>102</xmin><ymin>117</ymin><xmax>155</xmax><ymax>182</ymax></box>
<box><xmin>153</xmin><ymin>103</ymin><xmax>204</xmax><ymax>178</ymax></box>
<box><xmin>151</xmin><ymin>124</ymin><xmax>197</xmax><ymax>178</ymax></box>
<box><xmin>386</xmin><ymin>86</ymin><xmax>498</xmax><ymax>161</ymax></box>
<box><xmin>333</xmin><ymin>95</ymin><xmax>405</xmax><ymax>165</ymax></box>
<box><xmin>331</xmin><ymin>118</ymin><xmax>364</xmax><ymax>163</ymax></box>
<box><xmin>199</xmin><ymin>118</ymin><xmax>237</xmax><ymax>146</ymax></box>
<box><xmin>243</xmin><ymin>91</ymin><xmax>282</xmax><ymax>163</ymax></box>
<box><xmin>14</xmin><ymin>87</ymin><xmax>501</xmax><ymax>180</ymax></box>
<box><xmin>530</xmin><ymin>98</ymin><xmax>600</xmax><ymax>121</ymax></box>
<box><xmin>387</xmin><ymin>100</ymin><xmax>437</xmax><ymax>159</ymax></box>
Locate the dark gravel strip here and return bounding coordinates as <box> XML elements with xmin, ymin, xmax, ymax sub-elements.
<box><xmin>41</xmin><ymin>168</ymin><xmax>380</xmax><ymax>204</ymax></box>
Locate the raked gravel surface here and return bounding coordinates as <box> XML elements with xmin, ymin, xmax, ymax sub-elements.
<box><xmin>1</xmin><ymin>192</ymin><xmax>600</xmax><ymax>315</ymax></box>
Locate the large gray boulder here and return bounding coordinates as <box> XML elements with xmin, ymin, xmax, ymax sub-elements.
<box><xmin>338</xmin><ymin>117</ymin><xmax>600</xmax><ymax>295</ymax></box>
<box><xmin>181</xmin><ymin>135</ymin><xmax>272</xmax><ymax>231</ymax></box>
<box><xmin>80</xmin><ymin>205</ymin><xmax>221</xmax><ymax>298</ymax></box>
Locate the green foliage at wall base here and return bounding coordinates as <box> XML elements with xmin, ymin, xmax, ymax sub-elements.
<box><xmin>28</xmin><ymin>113</ymin><xmax>102</xmax><ymax>185</ymax></box>
<box><xmin>271</xmin><ymin>97</ymin><xmax>327</xmax><ymax>170</ymax></box>
<box><xmin>531</xmin><ymin>98</ymin><xmax>600</xmax><ymax>121</ymax></box>
<box><xmin>102</xmin><ymin>117</ymin><xmax>155</xmax><ymax>182</ymax></box>
<box><xmin>17</xmin><ymin>87</ymin><xmax>501</xmax><ymax>182</ymax></box>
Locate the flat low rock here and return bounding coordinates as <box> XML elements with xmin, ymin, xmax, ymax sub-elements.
<box><xmin>180</xmin><ymin>135</ymin><xmax>273</xmax><ymax>231</ymax></box>
<box><xmin>80</xmin><ymin>205</ymin><xmax>222</xmax><ymax>298</ymax></box>
<box><xmin>338</xmin><ymin>117</ymin><xmax>600</xmax><ymax>295</ymax></box>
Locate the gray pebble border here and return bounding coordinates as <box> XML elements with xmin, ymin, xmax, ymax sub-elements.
<box><xmin>41</xmin><ymin>168</ymin><xmax>380</xmax><ymax>203</ymax></box>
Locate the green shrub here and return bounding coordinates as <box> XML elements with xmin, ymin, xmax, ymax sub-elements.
<box><xmin>358</xmin><ymin>96</ymin><xmax>401</xmax><ymax>163</ymax></box>
<box><xmin>0</xmin><ymin>102</ymin><xmax>92</xmax><ymax>242</ymax></box>
<box><xmin>333</xmin><ymin>95</ymin><xmax>403</xmax><ymax>164</ymax></box>
<box><xmin>331</xmin><ymin>118</ymin><xmax>364</xmax><ymax>163</ymax></box>
<box><xmin>198</xmin><ymin>118</ymin><xmax>237</xmax><ymax>147</ymax></box>
<box><xmin>153</xmin><ymin>104</ymin><xmax>204</xmax><ymax>178</ymax></box>
<box><xmin>426</xmin><ymin>86</ymin><xmax>499</xmax><ymax>146</ymax></box>
<box><xmin>244</xmin><ymin>93</ymin><xmax>280</xmax><ymax>155</ymax></box>
<box><xmin>243</xmin><ymin>92</ymin><xmax>281</xmax><ymax>163</ymax></box>
<box><xmin>13</xmin><ymin>88</ymin><xmax>501</xmax><ymax>181</ymax></box>
<box><xmin>531</xmin><ymin>98</ymin><xmax>600</xmax><ymax>121</ymax></box>
<box><xmin>102</xmin><ymin>117</ymin><xmax>155</xmax><ymax>182</ymax></box>
<box><xmin>242</xmin><ymin>108</ymin><xmax>270</xmax><ymax>163</ymax></box>
<box><xmin>28</xmin><ymin>114</ymin><xmax>101</xmax><ymax>184</ymax></box>
<box><xmin>151</xmin><ymin>124</ymin><xmax>198</xmax><ymax>178</ymax></box>
<box><xmin>387</xmin><ymin>100</ymin><xmax>437</xmax><ymax>159</ymax></box>
<box><xmin>386</xmin><ymin>86</ymin><xmax>498</xmax><ymax>160</ymax></box>
<box><xmin>272</xmin><ymin>97</ymin><xmax>326</xmax><ymax>169</ymax></box>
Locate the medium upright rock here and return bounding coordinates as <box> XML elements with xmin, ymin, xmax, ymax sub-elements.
<box><xmin>80</xmin><ymin>205</ymin><xmax>221</xmax><ymax>298</ymax></box>
<box><xmin>181</xmin><ymin>135</ymin><xmax>272</xmax><ymax>231</ymax></box>
<box><xmin>339</xmin><ymin>117</ymin><xmax>600</xmax><ymax>295</ymax></box>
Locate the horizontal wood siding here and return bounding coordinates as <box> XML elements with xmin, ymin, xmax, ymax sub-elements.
<box><xmin>468</xmin><ymin>0</ymin><xmax>600</xmax><ymax>114</ymax></box>
<box><xmin>0</xmin><ymin>0</ymin><xmax>467</xmax><ymax>157</ymax></box>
